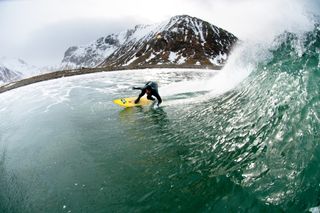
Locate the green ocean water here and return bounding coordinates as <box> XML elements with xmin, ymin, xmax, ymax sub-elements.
<box><xmin>0</xmin><ymin>25</ymin><xmax>319</xmax><ymax>212</ymax></box>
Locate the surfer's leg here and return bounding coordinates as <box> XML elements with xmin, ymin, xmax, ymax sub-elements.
<box><xmin>147</xmin><ymin>95</ymin><xmax>155</xmax><ymax>101</ymax></box>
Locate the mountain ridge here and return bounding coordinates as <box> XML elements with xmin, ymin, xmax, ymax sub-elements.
<box><xmin>62</xmin><ymin>15</ymin><xmax>238</xmax><ymax>69</ymax></box>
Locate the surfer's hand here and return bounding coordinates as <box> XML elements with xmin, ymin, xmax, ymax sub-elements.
<box><xmin>134</xmin><ymin>99</ymin><xmax>139</xmax><ymax>104</ymax></box>
<box><xmin>132</xmin><ymin>87</ymin><xmax>138</xmax><ymax>90</ymax></box>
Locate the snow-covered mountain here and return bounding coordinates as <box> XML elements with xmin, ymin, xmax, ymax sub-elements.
<box><xmin>0</xmin><ymin>57</ymin><xmax>39</xmax><ymax>84</ymax></box>
<box><xmin>0</xmin><ymin>66</ymin><xmax>21</xmax><ymax>84</ymax></box>
<box><xmin>61</xmin><ymin>34</ymin><xmax>124</xmax><ymax>69</ymax></box>
<box><xmin>61</xmin><ymin>15</ymin><xmax>238</xmax><ymax>69</ymax></box>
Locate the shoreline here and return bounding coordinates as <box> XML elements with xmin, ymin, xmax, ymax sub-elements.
<box><xmin>0</xmin><ymin>64</ymin><xmax>221</xmax><ymax>94</ymax></box>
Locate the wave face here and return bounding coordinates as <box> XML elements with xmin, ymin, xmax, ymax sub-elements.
<box><xmin>0</xmin><ymin>25</ymin><xmax>319</xmax><ymax>212</ymax></box>
<box><xmin>175</xmin><ymin>24</ymin><xmax>320</xmax><ymax>210</ymax></box>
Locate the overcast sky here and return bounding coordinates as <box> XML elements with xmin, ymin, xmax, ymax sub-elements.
<box><xmin>0</xmin><ymin>0</ymin><xmax>319</xmax><ymax>67</ymax></box>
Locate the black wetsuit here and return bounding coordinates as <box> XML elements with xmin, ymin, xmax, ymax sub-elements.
<box><xmin>133</xmin><ymin>81</ymin><xmax>162</xmax><ymax>105</ymax></box>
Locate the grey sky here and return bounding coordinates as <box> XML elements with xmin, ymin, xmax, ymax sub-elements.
<box><xmin>0</xmin><ymin>0</ymin><xmax>319</xmax><ymax>67</ymax></box>
<box><xmin>10</xmin><ymin>18</ymin><xmax>139</xmax><ymax>66</ymax></box>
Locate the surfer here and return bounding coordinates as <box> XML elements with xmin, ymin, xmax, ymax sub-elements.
<box><xmin>133</xmin><ymin>81</ymin><xmax>162</xmax><ymax>106</ymax></box>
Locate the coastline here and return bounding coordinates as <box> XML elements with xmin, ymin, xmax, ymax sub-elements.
<box><xmin>0</xmin><ymin>64</ymin><xmax>222</xmax><ymax>94</ymax></box>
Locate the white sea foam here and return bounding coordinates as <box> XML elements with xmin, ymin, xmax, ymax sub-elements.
<box><xmin>310</xmin><ymin>206</ymin><xmax>320</xmax><ymax>213</ymax></box>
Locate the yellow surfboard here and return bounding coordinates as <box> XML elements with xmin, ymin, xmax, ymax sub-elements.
<box><xmin>113</xmin><ymin>97</ymin><xmax>153</xmax><ymax>108</ymax></box>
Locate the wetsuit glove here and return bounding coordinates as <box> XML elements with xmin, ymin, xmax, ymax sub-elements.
<box><xmin>134</xmin><ymin>99</ymin><xmax>139</xmax><ymax>104</ymax></box>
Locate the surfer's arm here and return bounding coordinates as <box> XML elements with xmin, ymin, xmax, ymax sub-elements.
<box><xmin>133</xmin><ymin>82</ymin><xmax>154</xmax><ymax>90</ymax></box>
<box><xmin>135</xmin><ymin>90</ymin><xmax>145</xmax><ymax>103</ymax></box>
<box><xmin>132</xmin><ymin>87</ymin><xmax>143</xmax><ymax>90</ymax></box>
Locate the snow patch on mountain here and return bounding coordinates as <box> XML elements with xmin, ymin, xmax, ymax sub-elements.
<box><xmin>168</xmin><ymin>52</ymin><xmax>178</xmax><ymax>63</ymax></box>
<box><xmin>209</xmin><ymin>52</ymin><xmax>228</xmax><ymax>66</ymax></box>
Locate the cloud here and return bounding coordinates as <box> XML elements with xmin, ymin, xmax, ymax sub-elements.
<box><xmin>25</xmin><ymin>18</ymin><xmax>140</xmax><ymax>66</ymax></box>
<box><xmin>0</xmin><ymin>17</ymin><xmax>140</xmax><ymax>67</ymax></box>
<box><xmin>192</xmin><ymin>0</ymin><xmax>315</xmax><ymax>41</ymax></box>
<box><xmin>0</xmin><ymin>0</ymin><xmax>318</xmax><ymax>67</ymax></box>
